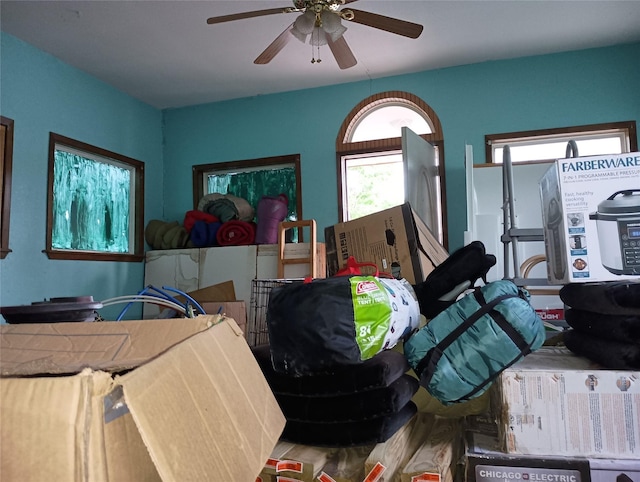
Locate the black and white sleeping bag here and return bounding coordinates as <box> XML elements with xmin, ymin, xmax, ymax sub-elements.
<box><xmin>404</xmin><ymin>280</ymin><xmax>545</xmax><ymax>405</ymax></box>
<box><xmin>267</xmin><ymin>274</ymin><xmax>420</xmax><ymax>376</ymax></box>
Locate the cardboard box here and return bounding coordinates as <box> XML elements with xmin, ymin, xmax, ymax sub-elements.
<box><xmin>365</xmin><ymin>412</ymin><xmax>435</xmax><ymax>481</ymax></box>
<box><xmin>463</xmin><ymin>418</ymin><xmax>640</xmax><ymax>482</ymax></box>
<box><xmin>400</xmin><ymin>417</ymin><xmax>461</xmax><ymax>482</ymax></box>
<box><xmin>539</xmin><ymin>152</ymin><xmax>640</xmax><ymax>283</ymax></box>
<box><xmin>0</xmin><ymin>315</ymin><xmax>285</xmax><ymax>481</ymax></box>
<box><xmin>490</xmin><ymin>347</ymin><xmax>640</xmax><ymax>459</ymax></box>
<box><xmin>325</xmin><ymin>203</ymin><xmax>449</xmax><ymax>285</ymax></box>
<box><xmin>259</xmin><ymin>443</ymin><xmax>336</xmax><ymax>482</ymax></box>
<box><xmin>316</xmin><ymin>445</ymin><xmax>375</xmax><ymax>482</ymax></box>
<box><xmin>157</xmin><ymin>280</ymin><xmax>239</xmax><ymax>319</ymax></box>
<box><xmin>201</xmin><ymin>300</ymin><xmax>247</xmax><ymax>334</ymax></box>
<box><xmin>181</xmin><ymin>279</ymin><xmax>237</xmax><ymax>302</ymax></box>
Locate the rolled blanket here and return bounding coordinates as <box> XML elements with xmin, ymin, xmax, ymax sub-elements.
<box><xmin>183</xmin><ymin>210</ymin><xmax>218</xmax><ymax>233</ymax></box>
<box><xmin>227</xmin><ymin>193</ymin><xmax>255</xmax><ymax>221</ymax></box>
<box><xmin>144</xmin><ymin>220</ymin><xmax>189</xmax><ymax>250</ymax></box>
<box><xmin>202</xmin><ymin>197</ymin><xmax>238</xmax><ymax>222</ymax></box>
<box><xmin>255</xmin><ymin>194</ymin><xmax>288</xmax><ymax>244</ymax></box>
<box><xmin>190</xmin><ymin>220</ymin><xmax>222</xmax><ymax>248</ymax></box>
<box><xmin>216</xmin><ymin>220</ymin><xmax>256</xmax><ymax>246</ymax></box>
<box><xmin>198</xmin><ymin>193</ymin><xmax>255</xmax><ymax>222</ymax></box>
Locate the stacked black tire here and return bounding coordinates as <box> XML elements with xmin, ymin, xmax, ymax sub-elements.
<box><xmin>251</xmin><ymin>345</ymin><xmax>419</xmax><ymax>447</ymax></box>
<box><xmin>560</xmin><ymin>281</ymin><xmax>640</xmax><ymax>369</ymax></box>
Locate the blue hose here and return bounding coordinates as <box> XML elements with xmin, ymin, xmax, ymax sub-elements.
<box><xmin>115</xmin><ymin>285</ymin><xmax>205</xmax><ymax>321</ymax></box>
<box><xmin>161</xmin><ymin>286</ymin><xmax>206</xmax><ymax>315</ymax></box>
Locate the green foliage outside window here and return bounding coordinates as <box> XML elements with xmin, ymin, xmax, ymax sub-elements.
<box><xmin>346</xmin><ymin>163</ymin><xmax>404</xmax><ymax>220</ymax></box>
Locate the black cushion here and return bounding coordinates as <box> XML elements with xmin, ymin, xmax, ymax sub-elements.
<box><xmin>563</xmin><ymin>329</ymin><xmax>640</xmax><ymax>369</ymax></box>
<box><xmin>280</xmin><ymin>401</ymin><xmax>418</xmax><ymax>447</ymax></box>
<box><xmin>565</xmin><ymin>308</ymin><xmax>640</xmax><ymax>344</ymax></box>
<box><xmin>412</xmin><ymin>240</ymin><xmax>496</xmax><ymax>319</ymax></box>
<box><xmin>560</xmin><ymin>282</ymin><xmax>640</xmax><ymax>316</ymax></box>
<box><xmin>251</xmin><ymin>344</ymin><xmax>410</xmax><ymax>396</ymax></box>
<box><xmin>274</xmin><ymin>374</ymin><xmax>419</xmax><ymax>423</ymax></box>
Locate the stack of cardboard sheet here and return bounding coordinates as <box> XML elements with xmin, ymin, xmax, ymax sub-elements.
<box><xmin>257</xmin><ymin>413</ymin><xmax>463</xmax><ymax>482</ymax></box>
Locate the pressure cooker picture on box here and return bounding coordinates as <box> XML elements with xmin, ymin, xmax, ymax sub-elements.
<box><xmin>539</xmin><ymin>151</ymin><xmax>640</xmax><ymax>284</ymax></box>
<box><xmin>589</xmin><ymin>190</ymin><xmax>640</xmax><ymax>276</ymax></box>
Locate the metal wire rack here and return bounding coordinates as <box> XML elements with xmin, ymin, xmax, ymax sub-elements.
<box><xmin>246</xmin><ymin>278</ymin><xmax>301</xmax><ymax>347</ymax></box>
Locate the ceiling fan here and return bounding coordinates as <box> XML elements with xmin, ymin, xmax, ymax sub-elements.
<box><xmin>206</xmin><ymin>0</ymin><xmax>423</xmax><ymax>70</ymax></box>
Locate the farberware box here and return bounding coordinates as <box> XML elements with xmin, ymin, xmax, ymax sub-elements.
<box><xmin>539</xmin><ymin>152</ymin><xmax>640</xmax><ymax>283</ymax></box>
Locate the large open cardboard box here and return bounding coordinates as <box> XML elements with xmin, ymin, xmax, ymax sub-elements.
<box><xmin>324</xmin><ymin>203</ymin><xmax>448</xmax><ymax>285</ymax></box>
<box><xmin>0</xmin><ymin>315</ymin><xmax>285</xmax><ymax>481</ymax></box>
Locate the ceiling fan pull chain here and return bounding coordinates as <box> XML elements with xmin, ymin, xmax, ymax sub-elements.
<box><xmin>310</xmin><ymin>28</ymin><xmax>321</xmax><ymax>64</ymax></box>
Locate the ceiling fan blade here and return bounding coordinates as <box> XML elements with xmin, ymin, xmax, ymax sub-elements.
<box><xmin>207</xmin><ymin>7</ymin><xmax>291</xmax><ymax>25</ymax></box>
<box><xmin>346</xmin><ymin>9</ymin><xmax>423</xmax><ymax>39</ymax></box>
<box><xmin>327</xmin><ymin>36</ymin><xmax>357</xmax><ymax>70</ymax></box>
<box><xmin>254</xmin><ymin>24</ymin><xmax>294</xmax><ymax>65</ymax></box>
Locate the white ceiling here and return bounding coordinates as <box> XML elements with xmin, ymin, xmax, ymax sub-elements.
<box><xmin>2</xmin><ymin>0</ymin><xmax>640</xmax><ymax>110</ymax></box>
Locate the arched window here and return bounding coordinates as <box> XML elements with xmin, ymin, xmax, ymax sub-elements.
<box><xmin>336</xmin><ymin>91</ymin><xmax>447</xmax><ymax>248</ymax></box>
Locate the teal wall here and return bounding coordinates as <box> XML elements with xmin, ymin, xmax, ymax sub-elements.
<box><xmin>1</xmin><ymin>28</ymin><xmax>639</xmax><ymax>315</ymax></box>
<box><xmin>164</xmin><ymin>42</ymin><xmax>640</xmax><ymax>252</ymax></box>
<box><xmin>0</xmin><ymin>33</ymin><xmax>163</xmax><ymax>317</ymax></box>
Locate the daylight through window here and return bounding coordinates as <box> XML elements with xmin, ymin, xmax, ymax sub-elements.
<box><xmin>336</xmin><ymin>91</ymin><xmax>448</xmax><ymax>248</ymax></box>
<box><xmin>46</xmin><ymin>134</ymin><xmax>144</xmax><ymax>261</ymax></box>
<box><xmin>486</xmin><ymin>121</ymin><xmax>637</xmax><ymax>164</ymax></box>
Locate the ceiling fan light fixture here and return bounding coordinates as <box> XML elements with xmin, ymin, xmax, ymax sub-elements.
<box><xmin>321</xmin><ymin>11</ymin><xmax>347</xmax><ymax>41</ymax></box>
<box><xmin>206</xmin><ymin>0</ymin><xmax>423</xmax><ymax>68</ymax></box>
<box><xmin>309</xmin><ymin>27</ymin><xmax>329</xmax><ymax>46</ymax></box>
<box><xmin>291</xmin><ymin>27</ymin><xmax>308</xmax><ymax>43</ymax></box>
<box><xmin>292</xmin><ymin>9</ymin><xmax>316</xmax><ymax>42</ymax></box>
<box><xmin>327</xmin><ymin>23</ymin><xmax>347</xmax><ymax>42</ymax></box>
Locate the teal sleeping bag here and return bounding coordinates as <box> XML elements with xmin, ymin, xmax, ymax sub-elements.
<box><xmin>404</xmin><ymin>280</ymin><xmax>545</xmax><ymax>405</ymax></box>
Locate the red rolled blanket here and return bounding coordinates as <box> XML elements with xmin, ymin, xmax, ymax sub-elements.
<box><xmin>216</xmin><ymin>220</ymin><xmax>257</xmax><ymax>246</ymax></box>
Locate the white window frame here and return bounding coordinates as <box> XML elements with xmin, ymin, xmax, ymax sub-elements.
<box><xmin>46</xmin><ymin>133</ymin><xmax>144</xmax><ymax>261</ymax></box>
<box><xmin>336</xmin><ymin>91</ymin><xmax>448</xmax><ymax>248</ymax></box>
<box><xmin>486</xmin><ymin>121</ymin><xmax>637</xmax><ymax>164</ymax></box>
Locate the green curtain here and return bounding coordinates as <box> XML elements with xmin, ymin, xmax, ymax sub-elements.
<box><xmin>52</xmin><ymin>150</ymin><xmax>130</xmax><ymax>252</ymax></box>
<box><xmin>207</xmin><ymin>167</ymin><xmax>297</xmax><ymax>221</ymax></box>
